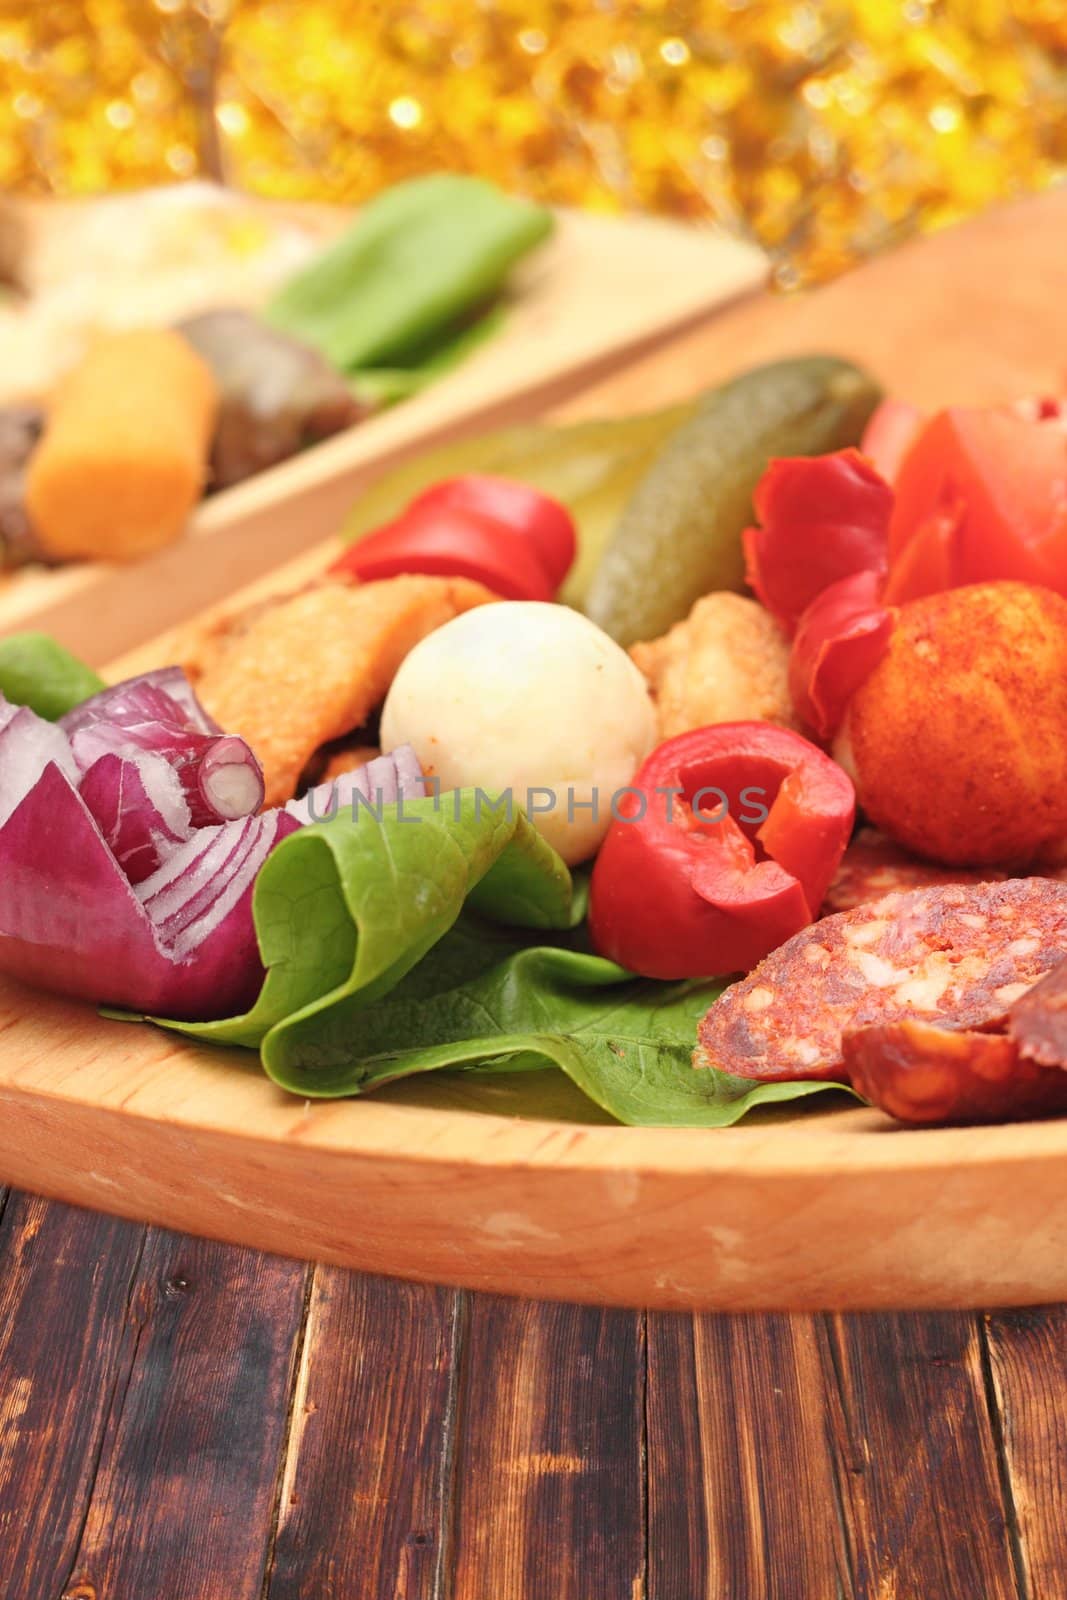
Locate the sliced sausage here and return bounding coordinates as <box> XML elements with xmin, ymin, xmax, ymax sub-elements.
<box><xmin>694</xmin><ymin>878</ymin><xmax>1067</xmax><ymax>1083</ymax></box>
<box><xmin>843</xmin><ymin>1019</ymin><xmax>1067</xmax><ymax>1125</ymax></box>
<box><xmin>1009</xmin><ymin>956</ymin><xmax>1067</xmax><ymax>1069</ymax></box>
<box><xmin>822</xmin><ymin>826</ymin><xmax>1007</xmax><ymax>915</ymax></box>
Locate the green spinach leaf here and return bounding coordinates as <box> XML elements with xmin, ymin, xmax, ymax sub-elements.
<box><xmin>262</xmin><ymin>933</ymin><xmax>850</xmax><ymax>1126</ymax></box>
<box><xmin>160</xmin><ymin>789</ymin><xmax>574</xmax><ymax>1051</ymax></box>
<box><xmin>267</xmin><ymin>174</ymin><xmax>553</xmax><ymax>383</ymax></box>
<box><xmin>0</xmin><ymin>632</ymin><xmax>104</xmax><ymax>719</ymax></box>
<box><xmin>158</xmin><ymin>791</ymin><xmax>849</xmax><ymax>1127</ymax></box>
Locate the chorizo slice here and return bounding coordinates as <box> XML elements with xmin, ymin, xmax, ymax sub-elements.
<box><xmin>694</xmin><ymin>878</ymin><xmax>1067</xmax><ymax>1083</ymax></box>
<box><xmin>843</xmin><ymin>1020</ymin><xmax>1067</xmax><ymax>1125</ymax></box>
<box><xmin>1008</xmin><ymin>956</ymin><xmax>1067</xmax><ymax>1069</ymax></box>
<box><xmin>822</xmin><ymin>826</ymin><xmax>1006</xmax><ymax>915</ymax></box>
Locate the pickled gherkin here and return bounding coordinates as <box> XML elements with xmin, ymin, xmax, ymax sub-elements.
<box><xmin>584</xmin><ymin>356</ymin><xmax>883</xmax><ymax>647</ymax></box>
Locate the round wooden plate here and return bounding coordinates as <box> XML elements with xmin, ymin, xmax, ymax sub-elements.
<box><xmin>6</xmin><ymin>190</ymin><xmax>1067</xmax><ymax>1310</ymax></box>
<box><xmin>1</xmin><ymin>975</ymin><xmax>1066</xmax><ymax>1311</ymax></box>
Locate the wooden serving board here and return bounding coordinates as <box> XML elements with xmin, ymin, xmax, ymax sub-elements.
<box><xmin>0</xmin><ymin>203</ymin><xmax>765</xmax><ymax>665</ymax></box>
<box><xmin>3</xmin><ymin>189</ymin><xmax>1067</xmax><ymax>1312</ymax></box>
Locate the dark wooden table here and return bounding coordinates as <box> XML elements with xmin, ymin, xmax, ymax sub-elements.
<box><xmin>2</xmin><ymin>1187</ymin><xmax>1064</xmax><ymax>1599</ymax></box>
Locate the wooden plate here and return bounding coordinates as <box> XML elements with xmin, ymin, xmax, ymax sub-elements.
<box><xmin>4</xmin><ymin>189</ymin><xmax>1067</xmax><ymax>1311</ymax></box>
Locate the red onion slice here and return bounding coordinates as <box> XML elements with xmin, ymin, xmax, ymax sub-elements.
<box><xmin>79</xmin><ymin>751</ymin><xmax>192</xmax><ymax>885</ymax></box>
<box><xmin>61</xmin><ymin>666</ymin><xmax>222</xmax><ymax>739</ymax></box>
<box><xmin>198</xmin><ymin>735</ymin><xmax>266</xmax><ymax>821</ymax></box>
<box><xmin>73</xmin><ymin>721</ymin><xmax>264</xmax><ymax>829</ymax></box>
<box><xmin>286</xmin><ymin>744</ymin><xmax>426</xmax><ymax>826</ymax></box>
<box><xmin>0</xmin><ymin>758</ymin><xmax>295</xmax><ymax>1020</ymax></box>
<box><xmin>0</xmin><ymin>694</ymin><xmax>423</xmax><ymax>1022</ymax></box>
<box><xmin>0</xmin><ymin>697</ymin><xmax>79</xmax><ymax>827</ymax></box>
<box><xmin>392</xmin><ymin>744</ymin><xmax>427</xmax><ymax>804</ymax></box>
<box><xmin>61</xmin><ymin>666</ymin><xmax>263</xmax><ymax>828</ymax></box>
<box><xmin>142</xmin><ymin>813</ymin><xmax>291</xmax><ymax>958</ymax></box>
<box><xmin>138</xmin><ymin>814</ymin><xmax>259</xmax><ymax>942</ymax></box>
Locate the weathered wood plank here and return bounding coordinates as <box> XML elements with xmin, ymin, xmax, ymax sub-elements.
<box><xmin>60</xmin><ymin>1230</ymin><xmax>307</xmax><ymax>1600</ymax></box>
<box><xmin>0</xmin><ymin>1194</ymin><xmax>147</xmax><ymax>1600</ymax></box>
<box><xmin>984</xmin><ymin>1306</ymin><xmax>1067</xmax><ymax>1600</ymax></box>
<box><xmin>822</xmin><ymin>1312</ymin><xmax>1020</xmax><ymax>1599</ymax></box>
<box><xmin>646</xmin><ymin>1311</ymin><xmax>852</xmax><ymax>1600</ymax></box>
<box><xmin>264</xmin><ymin>1271</ymin><xmax>461</xmax><ymax>1600</ymax></box>
<box><xmin>449</xmin><ymin>1298</ymin><xmax>645</xmax><ymax>1600</ymax></box>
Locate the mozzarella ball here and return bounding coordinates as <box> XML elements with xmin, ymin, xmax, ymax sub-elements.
<box><xmin>380</xmin><ymin>601</ymin><xmax>657</xmax><ymax>863</ymax></box>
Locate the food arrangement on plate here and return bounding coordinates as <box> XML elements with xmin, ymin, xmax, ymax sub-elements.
<box><xmin>0</xmin><ymin>176</ymin><xmax>551</xmax><ymax>572</ymax></box>
<box><xmin>5</xmin><ymin>348</ymin><xmax>1067</xmax><ymax>1134</ymax></box>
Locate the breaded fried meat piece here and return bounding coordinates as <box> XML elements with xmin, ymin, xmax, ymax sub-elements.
<box><xmin>183</xmin><ymin>574</ymin><xmax>495</xmax><ymax>804</ymax></box>
<box><xmin>630</xmin><ymin>590</ymin><xmax>798</xmax><ymax>740</ymax></box>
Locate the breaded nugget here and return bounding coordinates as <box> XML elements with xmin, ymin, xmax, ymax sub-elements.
<box><xmin>630</xmin><ymin>591</ymin><xmax>798</xmax><ymax>740</ymax></box>
<box><xmin>184</xmin><ymin>574</ymin><xmax>494</xmax><ymax>803</ymax></box>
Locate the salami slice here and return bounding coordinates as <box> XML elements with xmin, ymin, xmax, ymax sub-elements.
<box><xmin>842</xmin><ymin>1020</ymin><xmax>1067</xmax><ymax>1125</ymax></box>
<box><xmin>1009</xmin><ymin>956</ymin><xmax>1067</xmax><ymax>1068</ymax></box>
<box><xmin>694</xmin><ymin>878</ymin><xmax>1067</xmax><ymax>1083</ymax></box>
<box><xmin>822</xmin><ymin>827</ymin><xmax>1006</xmax><ymax>915</ymax></box>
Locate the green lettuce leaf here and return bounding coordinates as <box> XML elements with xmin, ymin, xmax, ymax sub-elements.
<box><xmin>262</xmin><ymin>927</ymin><xmax>850</xmax><ymax>1127</ymax></box>
<box><xmin>267</xmin><ymin>174</ymin><xmax>553</xmax><ymax>385</ymax></box>
<box><xmin>159</xmin><ymin>789</ymin><xmax>574</xmax><ymax>1051</ymax></box>
<box><xmin>157</xmin><ymin>789</ymin><xmax>850</xmax><ymax>1128</ymax></box>
<box><xmin>0</xmin><ymin>632</ymin><xmax>104</xmax><ymax>719</ymax></box>
<box><xmin>350</xmin><ymin>304</ymin><xmax>507</xmax><ymax>406</ymax></box>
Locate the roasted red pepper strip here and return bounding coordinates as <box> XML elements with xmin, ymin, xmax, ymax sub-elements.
<box><xmin>330</xmin><ymin>504</ymin><xmax>555</xmax><ymax>601</ymax></box>
<box><xmin>788</xmin><ymin>570</ymin><xmax>894</xmax><ymax>741</ymax></box>
<box><xmin>589</xmin><ymin>722</ymin><xmax>855</xmax><ymax>979</ymax></box>
<box><xmin>887</xmin><ymin>406</ymin><xmax>1067</xmax><ymax>603</ymax></box>
<box><xmin>409</xmin><ymin>474</ymin><xmax>576</xmax><ymax>589</ymax></box>
<box><xmin>881</xmin><ymin>499</ymin><xmax>961</xmax><ymax>605</ymax></box>
<box><xmin>743</xmin><ymin>449</ymin><xmax>893</xmax><ymax>633</ymax></box>
<box><xmin>330</xmin><ymin>474</ymin><xmax>576</xmax><ymax>599</ymax></box>
<box><xmin>859</xmin><ymin>398</ymin><xmax>924</xmax><ymax>484</ymax></box>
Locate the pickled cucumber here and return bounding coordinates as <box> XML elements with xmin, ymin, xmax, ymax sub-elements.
<box><xmin>340</xmin><ymin>400</ymin><xmax>696</xmax><ymax>605</ymax></box>
<box><xmin>583</xmin><ymin>355</ymin><xmax>883</xmax><ymax>648</ymax></box>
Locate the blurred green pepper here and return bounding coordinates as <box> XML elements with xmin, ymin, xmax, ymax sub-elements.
<box><xmin>0</xmin><ymin>632</ymin><xmax>104</xmax><ymax>720</ymax></box>
<box><xmin>267</xmin><ymin>175</ymin><xmax>553</xmax><ymax>400</ymax></box>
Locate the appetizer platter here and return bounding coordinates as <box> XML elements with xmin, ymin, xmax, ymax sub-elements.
<box><xmin>0</xmin><ymin>182</ymin><xmax>765</xmax><ymax>662</ymax></box>
<box><xmin>2</xmin><ymin>190</ymin><xmax>1067</xmax><ymax>1312</ymax></box>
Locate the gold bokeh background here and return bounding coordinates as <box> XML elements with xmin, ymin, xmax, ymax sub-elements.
<box><xmin>2</xmin><ymin>1</ymin><xmax>1066</xmax><ymax>283</ymax></box>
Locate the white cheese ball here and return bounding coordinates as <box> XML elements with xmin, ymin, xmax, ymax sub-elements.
<box><xmin>380</xmin><ymin>601</ymin><xmax>657</xmax><ymax>864</ymax></box>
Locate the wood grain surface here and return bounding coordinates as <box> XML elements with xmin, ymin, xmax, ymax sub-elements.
<box><xmin>266</xmin><ymin>1274</ymin><xmax>461</xmax><ymax>1599</ymax></box>
<box><xmin>2</xmin><ymin>1194</ymin><xmax>1067</xmax><ymax>1598</ymax></box>
<box><xmin>823</xmin><ymin>1312</ymin><xmax>1019</xmax><ymax>1597</ymax></box>
<box><xmin>0</xmin><ymin>1193</ymin><xmax>146</xmax><ymax>1600</ymax></box>
<box><xmin>449</xmin><ymin>1298</ymin><xmax>646</xmax><ymax>1599</ymax></box>
<box><xmin>60</xmin><ymin>1236</ymin><xmax>307</xmax><ymax>1600</ymax></box>
<box><xmin>646</xmin><ymin>1313</ymin><xmax>850</xmax><ymax>1598</ymax></box>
